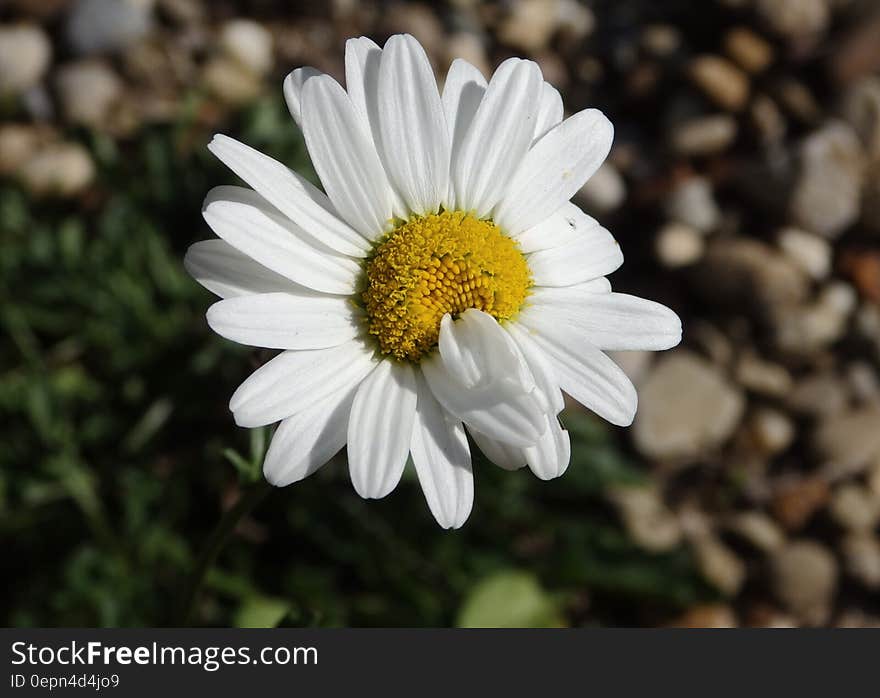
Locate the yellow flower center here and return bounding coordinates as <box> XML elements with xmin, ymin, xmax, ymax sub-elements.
<box><xmin>362</xmin><ymin>210</ymin><xmax>531</xmax><ymax>362</ymax></box>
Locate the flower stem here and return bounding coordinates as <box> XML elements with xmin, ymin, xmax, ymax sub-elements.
<box><xmin>179</xmin><ymin>480</ymin><xmax>272</xmax><ymax>626</ymax></box>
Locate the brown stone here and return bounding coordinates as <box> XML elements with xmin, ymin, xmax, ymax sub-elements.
<box><xmin>689</xmin><ymin>55</ymin><xmax>750</xmax><ymax>111</ymax></box>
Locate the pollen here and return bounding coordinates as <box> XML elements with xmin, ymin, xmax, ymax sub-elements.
<box><xmin>362</xmin><ymin>210</ymin><xmax>531</xmax><ymax>362</ymax></box>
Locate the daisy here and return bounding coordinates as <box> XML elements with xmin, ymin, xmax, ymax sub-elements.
<box><xmin>185</xmin><ymin>34</ymin><xmax>681</xmax><ymax>529</ymax></box>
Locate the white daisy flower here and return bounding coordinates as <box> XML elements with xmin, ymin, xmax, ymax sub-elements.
<box><xmin>185</xmin><ymin>34</ymin><xmax>681</xmax><ymax>529</ymax></box>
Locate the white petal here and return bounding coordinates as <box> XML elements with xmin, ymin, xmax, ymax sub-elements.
<box><xmin>506</xmin><ymin>322</ymin><xmax>564</xmax><ymax>414</ymax></box>
<box><xmin>495</xmin><ymin>108</ymin><xmax>614</xmax><ymax>235</ymax></box>
<box><xmin>469</xmin><ymin>428</ymin><xmax>526</xmax><ymax>471</ymax></box>
<box><xmin>229</xmin><ymin>340</ymin><xmax>377</xmax><ymax>428</ymax></box>
<box><xmin>184</xmin><ymin>239</ymin><xmax>302</xmax><ymax>298</ymax></box>
<box><xmin>344</xmin><ymin>37</ymin><xmax>382</xmax><ymax>131</ymax></box>
<box><xmin>527</xmin><ymin>223</ymin><xmax>623</xmax><ymax>287</ymax></box>
<box><xmin>437</xmin><ymin>310</ymin><xmax>533</xmax><ymax>391</ymax></box>
<box><xmin>529</xmin><ymin>279</ymin><xmax>612</xmax><ymax>301</ymax></box>
<box><xmin>514</xmin><ymin>202</ymin><xmax>599</xmax><ymax>253</ymax></box>
<box><xmin>441</xmin><ymin>58</ymin><xmax>487</xmax><ymax>207</ymax></box>
<box><xmin>344</xmin><ymin>36</ymin><xmax>410</xmax><ymax>220</ymax></box>
<box><xmin>377</xmin><ymin>34</ymin><xmax>450</xmax><ymax>215</ymax></box>
<box><xmin>533</xmin><ymin>82</ymin><xmax>563</xmax><ymax>142</ymax></box>
<box><xmin>410</xmin><ymin>373</ymin><xmax>473</xmax><ymax>530</ymax></box>
<box><xmin>348</xmin><ymin>360</ymin><xmax>417</xmax><ymax>499</ymax></box>
<box><xmin>206</xmin><ymin>292</ymin><xmax>362</xmax><ymax>350</ymax></box>
<box><xmin>301</xmin><ymin>75</ymin><xmax>393</xmax><ymax>239</ymax></box>
<box><xmin>421</xmin><ymin>311</ymin><xmax>546</xmax><ymax>447</ymax></box>
<box><xmin>522</xmin><ymin>292</ymin><xmax>682</xmax><ymax>351</ymax></box>
<box><xmin>523</xmin><ymin>414</ymin><xmax>571</xmax><ymax>480</ymax></box>
<box><xmin>452</xmin><ymin>58</ymin><xmax>543</xmax><ymax>217</ymax></box>
<box><xmin>202</xmin><ymin>185</ymin><xmax>361</xmax><ymax>295</ymax></box>
<box><xmin>516</xmin><ymin>319</ymin><xmax>637</xmax><ymax>427</ymax></box>
<box><xmin>262</xmin><ymin>384</ymin><xmax>357</xmax><ymax>487</ymax></box>
<box><xmin>283</xmin><ymin>66</ymin><xmax>322</xmax><ymax>127</ymax></box>
<box><xmin>208</xmin><ymin>134</ymin><xmax>370</xmax><ymax>258</ymax></box>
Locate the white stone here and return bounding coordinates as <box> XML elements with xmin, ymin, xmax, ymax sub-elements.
<box><xmin>665</xmin><ymin>176</ymin><xmax>721</xmax><ymax>233</ymax></box>
<box><xmin>579</xmin><ymin>162</ymin><xmax>626</xmax><ymax>214</ymax></box>
<box><xmin>55</xmin><ymin>60</ymin><xmax>123</xmax><ymax>127</ymax></box>
<box><xmin>66</xmin><ymin>0</ymin><xmax>154</xmax><ymax>55</ymax></box>
<box><xmin>633</xmin><ymin>351</ymin><xmax>745</xmax><ymax>461</ymax></box>
<box><xmin>778</xmin><ymin>227</ymin><xmax>831</xmax><ymax>280</ymax></box>
<box><xmin>790</xmin><ymin>121</ymin><xmax>866</xmax><ymax>238</ymax></box>
<box><xmin>19</xmin><ymin>142</ymin><xmax>95</xmax><ymax>197</ymax></box>
<box><xmin>219</xmin><ymin>19</ymin><xmax>273</xmax><ymax>76</ymax></box>
<box><xmin>655</xmin><ymin>221</ymin><xmax>704</xmax><ymax>268</ymax></box>
<box><xmin>0</xmin><ymin>24</ymin><xmax>51</xmax><ymax>94</ymax></box>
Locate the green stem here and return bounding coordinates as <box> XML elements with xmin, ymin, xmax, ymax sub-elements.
<box><xmin>179</xmin><ymin>480</ymin><xmax>272</xmax><ymax>626</ymax></box>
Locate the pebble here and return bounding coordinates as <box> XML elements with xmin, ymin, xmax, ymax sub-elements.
<box><xmin>748</xmin><ymin>407</ymin><xmax>795</xmax><ymax>456</ymax></box>
<box><xmin>607</xmin><ymin>350</ymin><xmax>653</xmax><ymax>388</ymax></box>
<box><xmin>774</xmin><ymin>282</ymin><xmax>857</xmax><ymax>355</ymax></box>
<box><xmin>203</xmin><ymin>56</ymin><xmax>263</xmax><ymax>106</ymax></box>
<box><xmin>777</xmin><ymin>227</ymin><xmax>832</xmax><ymax>280</ymax></box>
<box><xmin>840</xmin><ymin>76</ymin><xmax>880</xmax><ymax>159</ymax></box>
<box><xmin>691</xmin><ymin>534</ymin><xmax>746</xmax><ymax>596</ymax></box>
<box><xmin>219</xmin><ymin>19</ymin><xmax>273</xmax><ymax>76</ymax></box>
<box><xmin>736</xmin><ymin>354</ymin><xmax>793</xmax><ymax>398</ymax></box>
<box><xmin>555</xmin><ymin>0</ymin><xmax>595</xmax><ymax>41</ymax></box>
<box><xmin>66</xmin><ymin>0</ymin><xmax>154</xmax><ymax>55</ymax></box>
<box><xmin>828</xmin><ymin>8</ymin><xmax>880</xmax><ymax>84</ymax></box>
<box><xmin>814</xmin><ymin>406</ymin><xmax>880</xmax><ymax>475</ymax></box>
<box><xmin>0</xmin><ymin>23</ymin><xmax>52</xmax><ymax>94</ymax></box>
<box><xmin>18</xmin><ymin>142</ymin><xmax>95</xmax><ymax>197</ymax></box>
<box><xmin>725</xmin><ymin>511</ymin><xmax>786</xmax><ymax>553</ymax></box>
<box><xmin>0</xmin><ymin>124</ymin><xmax>46</xmax><ymax>176</ymax></box>
<box><xmin>756</xmin><ymin>0</ymin><xmax>829</xmax><ymax>42</ymax></box>
<box><xmin>789</xmin><ymin>121</ymin><xmax>866</xmax><ymax>238</ymax></box>
<box><xmin>55</xmin><ymin>60</ymin><xmax>123</xmax><ymax>128</ymax></box>
<box><xmin>750</xmin><ymin>94</ymin><xmax>787</xmax><ymax>145</ymax></box>
<box><xmin>668</xmin><ymin>604</ymin><xmax>738</xmax><ymax>628</ymax></box>
<box><xmin>777</xmin><ymin>79</ymin><xmax>821</xmax><ymax>124</ymax></box>
<box><xmin>745</xmin><ymin>604</ymin><xmax>797</xmax><ymax>628</ymax></box>
<box><xmin>385</xmin><ymin>3</ymin><xmax>446</xmax><ymax>57</ymax></box>
<box><xmin>724</xmin><ymin>26</ymin><xmax>774</xmax><ymax>74</ymax></box>
<box><xmin>847</xmin><ymin>361</ymin><xmax>880</xmax><ymax>404</ymax></box>
<box><xmin>829</xmin><ymin>483</ymin><xmax>880</xmax><ymax>533</ymax></box>
<box><xmin>771</xmin><ymin>477</ymin><xmax>830</xmax><ymax>532</ymax></box>
<box><xmin>841</xmin><ymin>534</ymin><xmax>880</xmax><ymax>590</ymax></box>
<box><xmin>655</xmin><ymin>222</ymin><xmax>704</xmax><ymax>268</ymax></box>
<box><xmin>671</xmin><ymin>114</ymin><xmax>738</xmax><ymax>156</ymax></box>
<box><xmin>633</xmin><ymin>351</ymin><xmax>745</xmax><ymax>461</ymax></box>
<box><xmin>770</xmin><ymin>540</ymin><xmax>838</xmax><ymax>626</ymax></box>
<box><xmin>841</xmin><ymin>248</ymin><xmax>880</xmax><ymax>303</ymax></box>
<box><xmin>498</xmin><ymin>0</ymin><xmax>563</xmax><ymax>52</ymax></box>
<box><xmin>698</xmin><ymin>238</ymin><xmax>809</xmax><ymax>312</ymax></box>
<box><xmin>664</xmin><ymin>176</ymin><xmax>721</xmax><ymax>233</ymax></box>
<box><xmin>607</xmin><ymin>485</ymin><xmax>682</xmax><ymax>553</ymax></box>
<box><xmin>689</xmin><ymin>55</ymin><xmax>749</xmax><ymax>111</ymax></box>
<box><xmin>788</xmin><ymin>371</ymin><xmax>849</xmax><ymax>417</ymax></box>
<box><xmin>641</xmin><ymin>24</ymin><xmax>681</xmax><ymax>58</ymax></box>
<box><xmin>445</xmin><ymin>33</ymin><xmax>491</xmax><ymax>79</ymax></box>
<box><xmin>836</xmin><ymin>608</ymin><xmax>880</xmax><ymax>628</ymax></box>
<box><xmin>579</xmin><ymin>162</ymin><xmax>626</xmax><ymax>214</ymax></box>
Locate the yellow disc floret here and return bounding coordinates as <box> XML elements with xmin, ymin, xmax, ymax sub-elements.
<box><xmin>362</xmin><ymin>210</ymin><xmax>531</xmax><ymax>362</ymax></box>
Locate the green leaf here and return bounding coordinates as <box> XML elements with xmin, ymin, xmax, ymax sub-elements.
<box><xmin>234</xmin><ymin>596</ymin><xmax>292</xmax><ymax>629</ymax></box>
<box><xmin>456</xmin><ymin>570</ymin><xmax>565</xmax><ymax>628</ymax></box>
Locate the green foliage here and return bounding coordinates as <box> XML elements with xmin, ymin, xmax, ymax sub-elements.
<box><xmin>0</xmin><ymin>95</ymin><xmax>713</xmax><ymax>628</ymax></box>
<box><xmin>457</xmin><ymin>570</ymin><xmax>565</xmax><ymax>628</ymax></box>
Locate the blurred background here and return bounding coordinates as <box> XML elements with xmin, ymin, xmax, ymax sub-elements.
<box><xmin>2</xmin><ymin>0</ymin><xmax>880</xmax><ymax>628</ymax></box>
